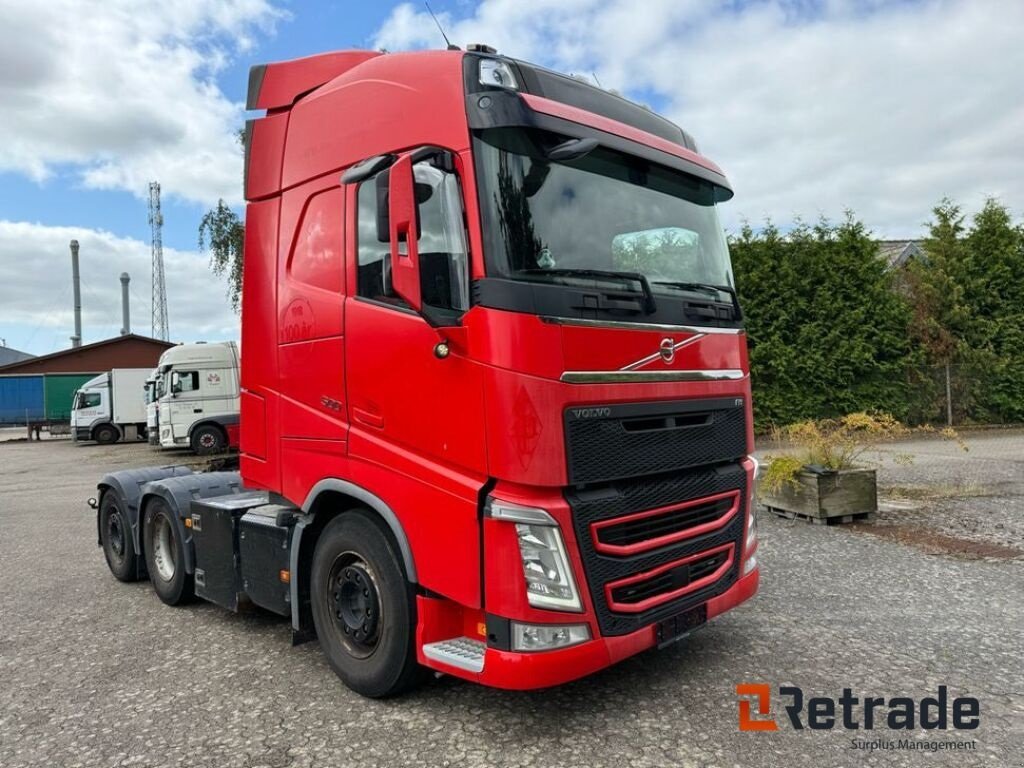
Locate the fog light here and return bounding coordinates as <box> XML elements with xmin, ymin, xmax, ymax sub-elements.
<box><xmin>488</xmin><ymin>499</ymin><xmax>582</xmax><ymax>612</ymax></box>
<box><xmin>512</xmin><ymin>622</ymin><xmax>590</xmax><ymax>652</ymax></box>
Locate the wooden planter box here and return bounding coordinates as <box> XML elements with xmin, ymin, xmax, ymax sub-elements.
<box><xmin>761</xmin><ymin>467</ymin><xmax>877</xmax><ymax>524</ymax></box>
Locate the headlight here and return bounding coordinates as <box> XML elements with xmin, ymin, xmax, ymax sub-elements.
<box><xmin>743</xmin><ymin>554</ymin><xmax>758</xmax><ymax>575</ymax></box>
<box><xmin>489</xmin><ymin>500</ymin><xmax>583</xmax><ymax>612</ymax></box>
<box><xmin>479</xmin><ymin>58</ymin><xmax>518</xmax><ymax>90</ymax></box>
<box><xmin>512</xmin><ymin>622</ymin><xmax>590</xmax><ymax>652</ymax></box>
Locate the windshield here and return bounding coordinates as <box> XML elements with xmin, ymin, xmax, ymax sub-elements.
<box><xmin>473</xmin><ymin>128</ymin><xmax>734</xmax><ymax>301</ymax></box>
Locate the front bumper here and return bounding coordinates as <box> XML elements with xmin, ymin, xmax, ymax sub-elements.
<box><xmin>74</xmin><ymin>427</ymin><xmax>91</xmax><ymax>441</ymax></box>
<box><xmin>419</xmin><ymin>566</ymin><xmax>759</xmax><ymax>689</ymax></box>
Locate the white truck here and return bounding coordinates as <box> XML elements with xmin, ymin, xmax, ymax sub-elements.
<box><xmin>144</xmin><ymin>369</ymin><xmax>161</xmax><ymax>445</ymax></box>
<box><xmin>71</xmin><ymin>368</ymin><xmax>151</xmax><ymax>444</ymax></box>
<box><xmin>156</xmin><ymin>341</ymin><xmax>240</xmax><ymax>454</ymax></box>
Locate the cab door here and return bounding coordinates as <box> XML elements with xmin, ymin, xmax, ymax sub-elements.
<box><xmin>342</xmin><ymin>149</ymin><xmax>487</xmax><ymax>608</ymax></box>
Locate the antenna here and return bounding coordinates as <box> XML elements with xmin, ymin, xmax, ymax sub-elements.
<box><xmin>424</xmin><ymin>2</ymin><xmax>459</xmax><ymax>50</ymax></box>
<box><xmin>149</xmin><ymin>181</ymin><xmax>169</xmax><ymax>341</ymax></box>
<box><xmin>591</xmin><ymin>71</ymin><xmax>603</xmax><ymax>88</ymax></box>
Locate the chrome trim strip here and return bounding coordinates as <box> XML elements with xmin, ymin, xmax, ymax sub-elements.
<box><xmin>620</xmin><ymin>334</ymin><xmax>706</xmax><ymax>371</ymax></box>
<box><xmin>540</xmin><ymin>316</ymin><xmax>745</xmax><ymax>335</ymax></box>
<box><xmin>560</xmin><ymin>369</ymin><xmax>746</xmax><ymax>384</ymax></box>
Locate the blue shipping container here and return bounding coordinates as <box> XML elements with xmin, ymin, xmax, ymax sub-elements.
<box><xmin>0</xmin><ymin>375</ymin><xmax>45</xmax><ymax>425</ymax></box>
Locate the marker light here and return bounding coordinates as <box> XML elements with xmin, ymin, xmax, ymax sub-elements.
<box><xmin>488</xmin><ymin>500</ymin><xmax>582</xmax><ymax>612</ymax></box>
<box><xmin>512</xmin><ymin>622</ymin><xmax>590</xmax><ymax>652</ymax></box>
<box><xmin>479</xmin><ymin>59</ymin><xmax>518</xmax><ymax>90</ymax></box>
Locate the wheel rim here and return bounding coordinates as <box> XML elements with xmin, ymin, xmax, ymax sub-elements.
<box><xmin>328</xmin><ymin>554</ymin><xmax>381</xmax><ymax>658</ymax></box>
<box><xmin>107</xmin><ymin>510</ymin><xmax>126</xmax><ymax>562</ymax></box>
<box><xmin>152</xmin><ymin>514</ymin><xmax>176</xmax><ymax>582</ymax></box>
<box><xmin>199</xmin><ymin>432</ymin><xmax>216</xmax><ymax>449</ymax></box>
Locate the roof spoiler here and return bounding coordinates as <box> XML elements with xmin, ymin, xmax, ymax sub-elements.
<box><xmin>246</xmin><ymin>51</ymin><xmax>382</xmax><ymax>111</ymax></box>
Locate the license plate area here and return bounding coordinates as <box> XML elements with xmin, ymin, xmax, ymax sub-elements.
<box><xmin>656</xmin><ymin>604</ymin><xmax>707</xmax><ymax>648</ymax></box>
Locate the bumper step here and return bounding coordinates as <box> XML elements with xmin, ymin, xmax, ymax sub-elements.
<box><xmin>422</xmin><ymin>637</ymin><xmax>486</xmax><ymax>673</ymax></box>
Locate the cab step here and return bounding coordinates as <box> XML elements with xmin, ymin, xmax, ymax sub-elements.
<box><xmin>422</xmin><ymin>637</ymin><xmax>486</xmax><ymax>673</ymax></box>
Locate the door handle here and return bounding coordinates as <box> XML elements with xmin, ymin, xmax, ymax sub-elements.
<box><xmin>352</xmin><ymin>407</ymin><xmax>384</xmax><ymax>429</ymax></box>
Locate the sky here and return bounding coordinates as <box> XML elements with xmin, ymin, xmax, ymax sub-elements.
<box><xmin>1</xmin><ymin>0</ymin><xmax>1021</xmax><ymax>356</ymax></box>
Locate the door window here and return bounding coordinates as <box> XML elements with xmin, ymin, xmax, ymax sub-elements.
<box><xmin>173</xmin><ymin>371</ymin><xmax>200</xmax><ymax>393</ymax></box>
<box><xmin>77</xmin><ymin>392</ymin><xmax>100</xmax><ymax>408</ymax></box>
<box><xmin>355</xmin><ymin>159</ymin><xmax>470</xmax><ymax>314</ymax></box>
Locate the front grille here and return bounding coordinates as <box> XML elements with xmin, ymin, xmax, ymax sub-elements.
<box><xmin>592</xmin><ymin>490</ymin><xmax>739</xmax><ymax>555</ymax></box>
<box><xmin>608</xmin><ymin>548</ymin><xmax>731</xmax><ymax>610</ymax></box>
<box><xmin>568</xmin><ymin>463</ymin><xmax>746</xmax><ymax>636</ymax></box>
<box><xmin>564</xmin><ymin>398</ymin><xmax>747</xmax><ymax>484</ymax></box>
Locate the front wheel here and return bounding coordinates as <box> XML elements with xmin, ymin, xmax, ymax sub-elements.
<box><xmin>143</xmin><ymin>499</ymin><xmax>193</xmax><ymax>605</ymax></box>
<box><xmin>310</xmin><ymin>512</ymin><xmax>421</xmax><ymax>698</ymax></box>
<box><xmin>100</xmin><ymin>491</ymin><xmax>137</xmax><ymax>582</ymax></box>
<box><xmin>191</xmin><ymin>424</ymin><xmax>226</xmax><ymax>455</ymax></box>
<box><xmin>93</xmin><ymin>424</ymin><xmax>119</xmax><ymax>444</ymax></box>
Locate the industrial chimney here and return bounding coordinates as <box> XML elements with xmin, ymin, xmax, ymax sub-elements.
<box><xmin>69</xmin><ymin>239</ymin><xmax>82</xmax><ymax>348</ymax></box>
<box><xmin>120</xmin><ymin>272</ymin><xmax>131</xmax><ymax>335</ymax></box>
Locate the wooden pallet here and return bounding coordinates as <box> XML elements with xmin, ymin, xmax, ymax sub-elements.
<box><xmin>764</xmin><ymin>505</ymin><xmax>876</xmax><ymax>526</ymax></box>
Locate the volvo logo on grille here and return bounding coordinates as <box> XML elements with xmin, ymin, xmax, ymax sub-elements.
<box><xmin>571</xmin><ymin>407</ymin><xmax>612</xmax><ymax>419</ymax></box>
<box><xmin>659</xmin><ymin>338</ymin><xmax>676</xmax><ymax>364</ymax></box>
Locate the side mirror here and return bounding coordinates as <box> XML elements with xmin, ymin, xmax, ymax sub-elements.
<box><xmin>388</xmin><ymin>154</ymin><xmax>423</xmax><ymax>313</ymax></box>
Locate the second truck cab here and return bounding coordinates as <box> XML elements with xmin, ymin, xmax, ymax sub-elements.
<box><xmin>156</xmin><ymin>342</ymin><xmax>240</xmax><ymax>454</ymax></box>
<box><xmin>72</xmin><ymin>368</ymin><xmax>150</xmax><ymax>444</ymax></box>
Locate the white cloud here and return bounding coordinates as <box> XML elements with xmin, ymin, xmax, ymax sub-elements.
<box><xmin>0</xmin><ymin>0</ymin><xmax>285</xmax><ymax>206</ymax></box>
<box><xmin>374</xmin><ymin>0</ymin><xmax>1024</xmax><ymax>236</ymax></box>
<box><xmin>0</xmin><ymin>220</ymin><xmax>239</xmax><ymax>353</ymax></box>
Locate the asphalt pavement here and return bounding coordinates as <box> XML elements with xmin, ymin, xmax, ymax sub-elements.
<box><xmin>1</xmin><ymin>434</ymin><xmax>1021</xmax><ymax>767</ymax></box>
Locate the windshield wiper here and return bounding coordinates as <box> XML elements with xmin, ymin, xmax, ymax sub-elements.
<box><xmin>653</xmin><ymin>281</ymin><xmax>743</xmax><ymax>321</ymax></box>
<box><xmin>519</xmin><ymin>268</ymin><xmax>656</xmax><ymax>313</ymax></box>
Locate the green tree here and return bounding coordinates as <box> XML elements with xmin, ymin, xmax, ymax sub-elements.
<box><xmin>198</xmin><ymin>200</ymin><xmax>245</xmax><ymax>311</ymax></box>
<box><xmin>731</xmin><ymin>213</ymin><xmax>913</xmax><ymax>429</ymax></box>
<box><xmin>904</xmin><ymin>199</ymin><xmax>974</xmax><ymax>424</ymax></box>
<box><xmin>199</xmin><ymin>127</ymin><xmax>246</xmax><ymax>311</ymax></box>
<box><xmin>961</xmin><ymin>198</ymin><xmax>1024</xmax><ymax>421</ymax></box>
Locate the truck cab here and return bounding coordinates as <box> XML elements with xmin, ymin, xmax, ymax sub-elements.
<box><xmin>156</xmin><ymin>342</ymin><xmax>240</xmax><ymax>454</ymax></box>
<box><xmin>93</xmin><ymin>47</ymin><xmax>758</xmax><ymax>699</ymax></box>
<box><xmin>72</xmin><ymin>368</ymin><xmax>150</xmax><ymax>444</ymax></box>
<box><xmin>72</xmin><ymin>373</ymin><xmax>108</xmax><ymax>442</ymax></box>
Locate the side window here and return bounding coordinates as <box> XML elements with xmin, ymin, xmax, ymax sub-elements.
<box><xmin>174</xmin><ymin>371</ymin><xmax>200</xmax><ymax>393</ymax></box>
<box><xmin>290</xmin><ymin>188</ymin><xmax>343</xmax><ymax>292</ymax></box>
<box><xmin>355</xmin><ymin>159</ymin><xmax>470</xmax><ymax>313</ymax></box>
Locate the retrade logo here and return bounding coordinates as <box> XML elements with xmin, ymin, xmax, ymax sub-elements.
<box><xmin>736</xmin><ymin>684</ymin><xmax>980</xmax><ymax>733</ymax></box>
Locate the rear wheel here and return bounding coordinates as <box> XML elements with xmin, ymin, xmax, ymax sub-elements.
<box><xmin>143</xmin><ymin>499</ymin><xmax>193</xmax><ymax>605</ymax></box>
<box><xmin>311</xmin><ymin>512</ymin><xmax>420</xmax><ymax>698</ymax></box>
<box><xmin>191</xmin><ymin>424</ymin><xmax>226</xmax><ymax>455</ymax></box>
<box><xmin>93</xmin><ymin>424</ymin><xmax>119</xmax><ymax>444</ymax></box>
<box><xmin>100</xmin><ymin>491</ymin><xmax>137</xmax><ymax>582</ymax></box>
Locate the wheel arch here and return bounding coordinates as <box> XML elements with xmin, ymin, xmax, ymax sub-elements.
<box><xmin>290</xmin><ymin>480</ymin><xmax>418</xmax><ymax>639</ymax></box>
<box><xmin>300</xmin><ymin>479</ymin><xmax>417</xmax><ymax>583</ymax></box>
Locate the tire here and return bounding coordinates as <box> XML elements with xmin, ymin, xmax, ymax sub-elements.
<box><xmin>93</xmin><ymin>424</ymin><xmax>119</xmax><ymax>445</ymax></box>
<box><xmin>143</xmin><ymin>498</ymin><xmax>194</xmax><ymax>606</ymax></box>
<box><xmin>191</xmin><ymin>424</ymin><xmax>226</xmax><ymax>455</ymax></box>
<box><xmin>311</xmin><ymin>512</ymin><xmax>421</xmax><ymax>698</ymax></box>
<box><xmin>100</xmin><ymin>491</ymin><xmax>138</xmax><ymax>582</ymax></box>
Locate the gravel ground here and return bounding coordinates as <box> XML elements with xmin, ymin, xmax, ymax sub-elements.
<box><xmin>1</xmin><ymin>435</ymin><xmax>1022</xmax><ymax>768</ymax></box>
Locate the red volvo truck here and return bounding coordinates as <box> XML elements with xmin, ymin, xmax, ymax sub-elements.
<box><xmin>91</xmin><ymin>46</ymin><xmax>759</xmax><ymax>697</ymax></box>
